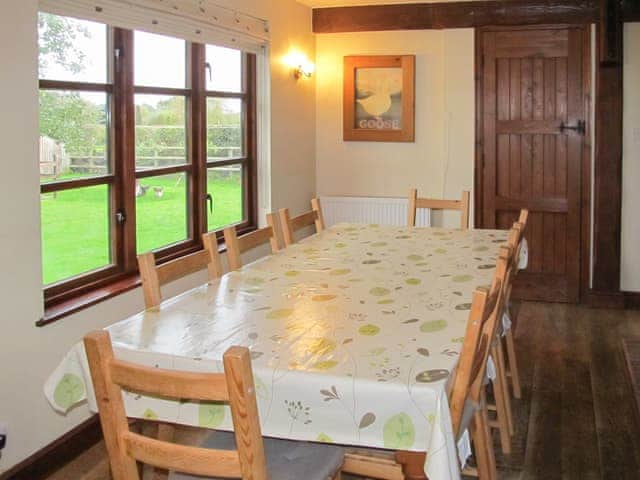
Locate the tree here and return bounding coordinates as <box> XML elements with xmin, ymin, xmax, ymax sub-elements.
<box><xmin>38</xmin><ymin>13</ymin><xmax>90</xmax><ymax>76</ymax></box>
<box><xmin>39</xmin><ymin>91</ymin><xmax>106</xmax><ymax>156</ymax></box>
<box><xmin>38</xmin><ymin>14</ymin><xmax>105</xmax><ymax>161</ymax></box>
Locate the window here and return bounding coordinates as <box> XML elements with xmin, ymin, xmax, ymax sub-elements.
<box><xmin>38</xmin><ymin>13</ymin><xmax>257</xmax><ymax>308</ymax></box>
<box><xmin>205</xmin><ymin>45</ymin><xmax>252</xmax><ymax>231</ymax></box>
<box><xmin>133</xmin><ymin>31</ymin><xmax>189</xmax><ymax>253</ymax></box>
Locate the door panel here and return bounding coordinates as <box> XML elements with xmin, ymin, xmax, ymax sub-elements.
<box><xmin>478</xmin><ymin>27</ymin><xmax>586</xmax><ymax>303</ymax></box>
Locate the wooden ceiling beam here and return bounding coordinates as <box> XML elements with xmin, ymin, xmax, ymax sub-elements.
<box><xmin>622</xmin><ymin>0</ymin><xmax>640</xmax><ymax>21</ymax></box>
<box><xmin>312</xmin><ymin>0</ymin><xmax>640</xmax><ymax>33</ymax></box>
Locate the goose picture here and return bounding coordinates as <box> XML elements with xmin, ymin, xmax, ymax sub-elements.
<box><xmin>355</xmin><ymin>67</ymin><xmax>403</xmax><ymax>129</ymax></box>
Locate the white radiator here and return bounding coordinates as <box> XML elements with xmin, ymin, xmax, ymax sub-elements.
<box><xmin>319</xmin><ymin>195</ymin><xmax>430</xmax><ymax>227</ymax></box>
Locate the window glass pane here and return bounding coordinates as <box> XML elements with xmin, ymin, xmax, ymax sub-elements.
<box><xmin>134</xmin><ymin>31</ymin><xmax>186</xmax><ymax>88</ymax></box>
<box><xmin>207</xmin><ymin>166</ymin><xmax>243</xmax><ymax>230</ymax></box>
<box><xmin>205</xmin><ymin>45</ymin><xmax>242</xmax><ymax>92</ymax></box>
<box><xmin>38</xmin><ymin>13</ymin><xmax>107</xmax><ymax>84</ymax></box>
<box><xmin>41</xmin><ymin>185</ymin><xmax>111</xmax><ymax>285</ymax></box>
<box><xmin>135</xmin><ymin>95</ymin><xmax>187</xmax><ymax>170</ymax></box>
<box><xmin>207</xmin><ymin>98</ymin><xmax>243</xmax><ymax>160</ymax></box>
<box><xmin>39</xmin><ymin>90</ymin><xmax>109</xmax><ymax>184</ymax></box>
<box><xmin>136</xmin><ymin>173</ymin><xmax>188</xmax><ymax>253</ymax></box>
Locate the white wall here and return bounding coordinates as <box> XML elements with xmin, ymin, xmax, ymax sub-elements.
<box><xmin>315</xmin><ymin>29</ymin><xmax>475</xmax><ymax>228</ymax></box>
<box><xmin>621</xmin><ymin>22</ymin><xmax>640</xmax><ymax>292</ymax></box>
<box><xmin>0</xmin><ymin>0</ymin><xmax>316</xmax><ymax>471</ymax></box>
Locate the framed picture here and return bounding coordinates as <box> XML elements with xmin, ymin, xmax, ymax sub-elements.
<box><xmin>343</xmin><ymin>55</ymin><xmax>415</xmax><ymax>142</ymax></box>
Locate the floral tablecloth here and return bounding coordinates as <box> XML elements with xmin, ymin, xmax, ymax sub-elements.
<box><xmin>45</xmin><ymin>223</ymin><xmax>514</xmax><ymax>480</ymax></box>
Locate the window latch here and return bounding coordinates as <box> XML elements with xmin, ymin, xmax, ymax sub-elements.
<box><xmin>205</xmin><ymin>194</ymin><xmax>213</xmax><ymax>214</ymax></box>
<box><xmin>205</xmin><ymin>62</ymin><xmax>212</xmax><ymax>81</ymax></box>
<box><xmin>115</xmin><ymin>210</ymin><xmax>126</xmax><ymax>225</ymax></box>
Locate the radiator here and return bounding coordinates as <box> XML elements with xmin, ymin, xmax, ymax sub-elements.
<box><xmin>319</xmin><ymin>195</ymin><xmax>430</xmax><ymax>227</ymax></box>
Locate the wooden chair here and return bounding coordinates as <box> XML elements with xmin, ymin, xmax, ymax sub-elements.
<box><xmin>449</xmin><ymin>251</ymin><xmax>510</xmax><ymax>480</ymax></box>
<box><xmin>223</xmin><ymin>214</ymin><xmax>279</xmax><ymax>271</ymax></box>
<box><xmin>279</xmin><ymin>198</ymin><xmax>325</xmax><ymax>247</ymax></box>
<box><xmin>84</xmin><ymin>330</ymin><xmax>344</xmax><ymax>480</ymax></box>
<box><xmin>137</xmin><ymin>232</ymin><xmax>223</xmax><ymax>309</ymax></box>
<box><xmin>407</xmin><ymin>188</ymin><xmax>470</xmax><ymax>229</ymax></box>
<box><xmin>501</xmin><ymin>210</ymin><xmax>529</xmax><ymax>400</ymax></box>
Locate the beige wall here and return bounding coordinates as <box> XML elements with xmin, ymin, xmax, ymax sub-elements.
<box><xmin>0</xmin><ymin>0</ymin><xmax>315</xmax><ymax>471</ymax></box>
<box><xmin>315</xmin><ymin>29</ymin><xmax>475</xmax><ymax>227</ymax></box>
<box><xmin>621</xmin><ymin>22</ymin><xmax>640</xmax><ymax>292</ymax></box>
<box><xmin>225</xmin><ymin>0</ymin><xmax>317</xmax><ymax>217</ymax></box>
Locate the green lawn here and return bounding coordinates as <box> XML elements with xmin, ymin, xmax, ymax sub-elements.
<box><xmin>41</xmin><ymin>171</ymin><xmax>242</xmax><ymax>285</ymax></box>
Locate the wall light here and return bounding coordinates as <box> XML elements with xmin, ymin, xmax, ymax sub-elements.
<box><xmin>284</xmin><ymin>51</ymin><xmax>315</xmax><ymax>80</ymax></box>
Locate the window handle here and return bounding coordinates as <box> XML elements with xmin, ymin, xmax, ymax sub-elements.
<box><xmin>205</xmin><ymin>194</ymin><xmax>213</xmax><ymax>214</ymax></box>
<box><xmin>205</xmin><ymin>62</ymin><xmax>212</xmax><ymax>81</ymax></box>
<box><xmin>115</xmin><ymin>210</ymin><xmax>126</xmax><ymax>225</ymax></box>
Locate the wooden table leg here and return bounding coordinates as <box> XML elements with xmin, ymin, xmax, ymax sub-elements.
<box><xmin>395</xmin><ymin>451</ymin><xmax>427</xmax><ymax>480</ymax></box>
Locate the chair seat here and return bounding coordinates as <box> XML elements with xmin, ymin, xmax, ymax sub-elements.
<box><xmin>170</xmin><ymin>431</ymin><xmax>344</xmax><ymax>480</ymax></box>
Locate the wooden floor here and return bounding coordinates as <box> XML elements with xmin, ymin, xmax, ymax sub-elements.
<box><xmin>39</xmin><ymin>302</ymin><xmax>640</xmax><ymax>480</ymax></box>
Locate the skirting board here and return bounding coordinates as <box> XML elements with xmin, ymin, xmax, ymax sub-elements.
<box><xmin>585</xmin><ymin>290</ymin><xmax>640</xmax><ymax>309</ymax></box>
<box><xmin>0</xmin><ymin>415</ymin><xmax>102</xmax><ymax>480</ymax></box>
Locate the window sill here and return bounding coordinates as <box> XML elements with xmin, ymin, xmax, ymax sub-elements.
<box><xmin>37</xmin><ymin>274</ymin><xmax>142</xmax><ymax>327</ymax></box>
<box><xmin>37</xmin><ymin>239</ymin><xmax>237</xmax><ymax>327</ymax></box>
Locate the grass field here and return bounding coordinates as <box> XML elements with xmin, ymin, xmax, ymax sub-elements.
<box><xmin>41</xmin><ymin>171</ymin><xmax>242</xmax><ymax>285</ymax></box>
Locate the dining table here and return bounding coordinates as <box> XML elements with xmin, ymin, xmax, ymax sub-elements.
<box><xmin>44</xmin><ymin>222</ymin><xmax>517</xmax><ymax>480</ymax></box>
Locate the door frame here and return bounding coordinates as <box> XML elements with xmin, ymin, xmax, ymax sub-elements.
<box><xmin>474</xmin><ymin>24</ymin><xmax>592</xmax><ymax>302</ymax></box>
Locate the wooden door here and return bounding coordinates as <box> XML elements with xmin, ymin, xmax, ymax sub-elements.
<box><xmin>477</xmin><ymin>27</ymin><xmax>588</xmax><ymax>303</ymax></box>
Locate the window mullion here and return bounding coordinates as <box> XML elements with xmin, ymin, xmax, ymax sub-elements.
<box><xmin>192</xmin><ymin>42</ymin><xmax>207</xmax><ymax>237</ymax></box>
<box><xmin>113</xmin><ymin>28</ymin><xmax>137</xmax><ymax>273</ymax></box>
<box><xmin>246</xmin><ymin>53</ymin><xmax>258</xmax><ymax>228</ymax></box>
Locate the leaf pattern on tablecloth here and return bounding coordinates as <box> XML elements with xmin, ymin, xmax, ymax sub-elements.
<box><xmin>143</xmin><ymin>408</ymin><xmax>158</xmax><ymax>420</ymax></box>
<box><xmin>420</xmin><ymin>319</ymin><xmax>448</xmax><ymax>333</ymax></box>
<box><xmin>317</xmin><ymin>432</ymin><xmax>334</xmax><ymax>442</ymax></box>
<box><xmin>53</xmin><ymin>374</ymin><xmax>85</xmax><ymax>410</ymax></box>
<box><xmin>198</xmin><ymin>402</ymin><xmax>225</xmax><ymax>427</ymax></box>
<box><xmin>383</xmin><ymin>413</ymin><xmax>416</xmax><ymax>449</ymax></box>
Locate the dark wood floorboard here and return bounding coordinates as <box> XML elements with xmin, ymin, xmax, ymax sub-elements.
<box><xmin>621</xmin><ymin>337</ymin><xmax>640</xmax><ymax>425</ymax></box>
<box><xmin>590</xmin><ymin>313</ymin><xmax>640</xmax><ymax>479</ymax></box>
<box><xmin>32</xmin><ymin>302</ymin><xmax>640</xmax><ymax>480</ymax></box>
<box><xmin>560</xmin><ymin>306</ymin><xmax>600</xmax><ymax>480</ymax></box>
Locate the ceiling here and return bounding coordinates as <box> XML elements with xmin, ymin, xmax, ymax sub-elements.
<box><xmin>297</xmin><ymin>0</ymin><xmax>478</xmax><ymax>7</ymax></box>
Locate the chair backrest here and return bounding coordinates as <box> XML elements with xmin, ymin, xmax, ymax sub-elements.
<box><xmin>138</xmin><ymin>231</ymin><xmax>223</xmax><ymax>309</ymax></box>
<box><xmin>407</xmin><ymin>188</ymin><xmax>470</xmax><ymax>229</ymax></box>
<box><xmin>84</xmin><ymin>330</ymin><xmax>267</xmax><ymax>480</ymax></box>
<box><xmin>279</xmin><ymin>197</ymin><xmax>325</xmax><ymax>247</ymax></box>
<box><xmin>517</xmin><ymin>208</ymin><xmax>529</xmax><ymax>231</ymax></box>
<box><xmin>224</xmin><ymin>213</ymin><xmax>280</xmax><ymax>271</ymax></box>
<box><xmin>448</xmin><ymin>246</ymin><xmax>511</xmax><ymax>438</ymax></box>
<box><xmin>504</xmin><ymin>222</ymin><xmax>526</xmax><ymax>302</ymax></box>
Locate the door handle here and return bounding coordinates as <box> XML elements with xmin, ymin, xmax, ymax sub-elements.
<box><xmin>559</xmin><ymin>120</ymin><xmax>585</xmax><ymax>135</ymax></box>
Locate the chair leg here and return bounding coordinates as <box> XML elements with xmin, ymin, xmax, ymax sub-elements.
<box><xmin>489</xmin><ymin>345</ymin><xmax>512</xmax><ymax>454</ymax></box>
<box><xmin>504</xmin><ymin>329</ymin><xmax>522</xmax><ymax>399</ymax></box>
<box><xmin>471</xmin><ymin>396</ymin><xmax>497</xmax><ymax>480</ymax></box>
<box><xmin>395</xmin><ymin>451</ymin><xmax>427</xmax><ymax>480</ymax></box>
<box><xmin>495</xmin><ymin>342</ymin><xmax>514</xmax><ymax>436</ymax></box>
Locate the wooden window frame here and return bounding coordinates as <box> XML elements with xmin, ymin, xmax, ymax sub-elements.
<box><xmin>204</xmin><ymin>51</ymin><xmax>258</xmax><ymax>237</ymax></box>
<box><xmin>39</xmin><ymin>20</ymin><xmax>258</xmax><ymax>316</ymax></box>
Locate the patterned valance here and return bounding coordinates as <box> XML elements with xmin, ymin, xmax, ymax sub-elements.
<box><xmin>39</xmin><ymin>0</ymin><xmax>270</xmax><ymax>52</ymax></box>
